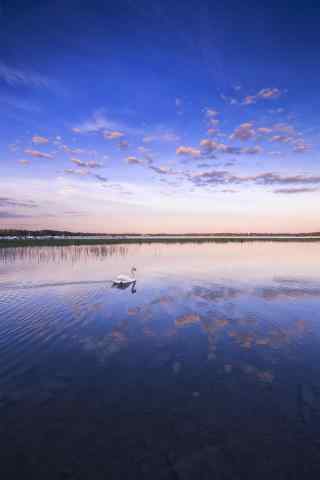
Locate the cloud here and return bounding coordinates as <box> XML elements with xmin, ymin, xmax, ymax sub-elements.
<box><xmin>71</xmin><ymin>111</ymin><xmax>143</xmax><ymax>137</ymax></box>
<box><xmin>71</xmin><ymin>111</ymin><xmax>118</xmax><ymax>134</ymax></box>
<box><xmin>61</xmin><ymin>145</ymin><xmax>84</xmax><ymax>154</ymax></box>
<box><xmin>143</xmin><ymin>132</ymin><xmax>180</xmax><ymax>143</ymax></box>
<box><xmin>254</xmin><ymin>173</ymin><xmax>320</xmax><ymax>185</ymax></box>
<box><xmin>93</xmin><ymin>174</ymin><xmax>108</xmax><ymax>182</ymax></box>
<box><xmin>0</xmin><ymin>197</ymin><xmax>37</xmax><ymax>208</ymax></box>
<box><xmin>243</xmin><ymin>88</ymin><xmax>282</xmax><ymax>105</ymax></box>
<box><xmin>64</xmin><ymin>168</ymin><xmax>88</xmax><ymax>176</ymax></box>
<box><xmin>206</xmin><ymin>108</ymin><xmax>219</xmax><ymax>117</ymax></box>
<box><xmin>208</xmin><ymin>118</ymin><xmax>220</xmax><ymax>128</ymax></box>
<box><xmin>220</xmin><ymin>94</ymin><xmax>238</xmax><ymax>105</ymax></box>
<box><xmin>70</xmin><ymin>158</ymin><xmax>103</xmax><ymax>168</ymax></box>
<box><xmin>24</xmin><ymin>149</ymin><xmax>53</xmax><ymax>159</ymax></box>
<box><xmin>207</xmin><ymin>128</ymin><xmax>219</xmax><ymax>136</ymax></box>
<box><xmin>119</xmin><ymin>140</ymin><xmax>129</xmax><ymax>150</ymax></box>
<box><xmin>0</xmin><ymin>211</ymin><xmax>30</xmax><ymax>219</ymax></box>
<box><xmin>32</xmin><ymin>135</ymin><xmax>49</xmax><ymax>145</ymax></box>
<box><xmin>242</xmin><ymin>146</ymin><xmax>263</xmax><ymax>155</ymax></box>
<box><xmin>103</xmin><ymin>130</ymin><xmax>125</xmax><ymax>140</ymax></box>
<box><xmin>190</xmin><ymin>169</ymin><xmax>320</xmax><ymax>187</ymax></box>
<box><xmin>270</xmin><ymin>135</ymin><xmax>292</xmax><ymax>143</ymax></box>
<box><xmin>256</xmin><ymin>127</ymin><xmax>273</xmax><ymax>135</ymax></box>
<box><xmin>176</xmin><ymin>146</ymin><xmax>201</xmax><ymax>157</ymax></box>
<box><xmin>272</xmin><ymin>123</ymin><xmax>296</xmax><ymax>135</ymax></box>
<box><xmin>293</xmin><ymin>141</ymin><xmax>311</xmax><ymax>153</ymax></box>
<box><xmin>230</xmin><ymin>123</ymin><xmax>255</xmax><ymax>141</ymax></box>
<box><xmin>200</xmin><ymin>139</ymin><xmax>261</xmax><ymax>155</ymax></box>
<box><xmin>127</xmin><ymin>156</ymin><xmax>143</xmax><ymax>165</ymax></box>
<box><xmin>138</xmin><ymin>146</ymin><xmax>154</xmax><ymax>164</ymax></box>
<box><xmin>273</xmin><ymin>187</ymin><xmax>318</xmax><ymax>194</ymax></box>
<box><xmin>0</xmin><ymin>61</ymin><xmax>49</xmax><ymax>88</ymax></box>
<box><xmin>149</xmin><ymin>165</ymin><xmax>175</xmax><ymax>175</ymax></box>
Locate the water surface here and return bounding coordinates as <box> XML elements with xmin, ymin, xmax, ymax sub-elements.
<box><xmin>1</xmin><ymin>242</ymin><xmax>320</xmax><ymax>479</ymax></box>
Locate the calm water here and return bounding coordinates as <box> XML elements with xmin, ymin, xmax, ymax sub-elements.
<box><xmin>1</xmin><ymin>242</ymin><xmax>320</xmax><ymax>479</ymax></box>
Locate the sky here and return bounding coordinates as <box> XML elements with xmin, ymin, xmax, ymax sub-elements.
<box><xmin>1</xmin><ymin>0</ymin><xmax>320</xmax><ymax>233</ymax></box>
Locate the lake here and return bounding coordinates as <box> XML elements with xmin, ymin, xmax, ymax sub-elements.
<box><xmin>1</xmin><ymin>241</ymin><xmax>320</xmax><ymax>479</ymax></box>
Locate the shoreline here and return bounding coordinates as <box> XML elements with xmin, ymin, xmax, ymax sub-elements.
<box><xmin>1</xmin><ymin>235</ymin><xmax>320</xmax><ymax>248</ymax></box>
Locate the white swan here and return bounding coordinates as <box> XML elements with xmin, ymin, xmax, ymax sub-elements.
<box><xmin>113</xmin><ymin>267</ymin><xmax>136</xmax><ymax>286</ymax></box>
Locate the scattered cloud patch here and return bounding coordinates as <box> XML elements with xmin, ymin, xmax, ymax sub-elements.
<box><xmin>143</xmin><ymin>132</ymin><xmax>180</xmax><ymax>143</ymax></box>
<box><xmin>273</xmin><ymin>187</ymin><xmax>318</xmax><ymax>194</ymax></box>
<box><xmin>230</xmin><ymin>123</ymin><xmax>255</xmax><ymax>141</ymax></box>
<box><xmin>119</xmin><ymin>140</ymin><xmax>129</xmax><ymax>150</ymax></box>
<box><xmin>70</xmin><ymin>158</ymin><xmax>103</xmax><ymax>168</ymax></box>
<box><xmin>0</xmin><ymin>61</ymin><xmax>49</xmax><ymax>88</ymax></box>
<box><xmin>72</xmin><ymin>111</ymin><xmax>118</xmax><ymax>134</ymax></box>
<box><xmin>0</xmin><ymin>197</ymin><xmax>37</xmax><ymax>208</ymax></box>
<box><xmin>206</xmin><ymin>108</ymin><xmax>219</xmax><ymax>117</ymax></box>
<box><xmin>25</xmin><ymin>149</ymin><xmax>53</xmax><ymax>159</ymax></box>
<box><xmin>256</xmin><ymin>127</ymin><xmax>273</xmax><ymax>135</ymax></box>
<box><xmin>127</xmin><ymin>156</ymin><xmax>143</xmax><ymax>165</ymax></box>
<box><xmin>103</xmin><ymin>130</ymin><xmax>125</xmax><ymax>140</ymax></box>
<box><xmin>190</xmin><ymin>170</ymin><xmax>320</xmax><ymax>187</ymax></box>
<box><xmin>270</xmin><ymin>135</ymin><xmax>292</xmax><ymax>143</ymax></box>
<box><xmin>243</xmin><ymin>88</ymin><xmax>282</xmax><ymax>105</ymax></box>
<box><xmin>293</xmin><ymin>141</ymin><xmax>311</xmax><ymax>153</ymax></box>
<box><xmin>64</xmin><ymin>168</ymin><xmax>88</xmax><ymax>176</ymax></box>
<box><xmin>176</xmin><ymin>146</ymin><xmax>201</xmax><ymax>157</ymax></box>
<box><xmin>32</xmin><ymin>135</ymin><xmax>49</xmax><ymax>145</ymax></box>
<box><xmin>93</xmin><ymin>174</ymin><xmax>108</xmax><ymax>182</ymax></box>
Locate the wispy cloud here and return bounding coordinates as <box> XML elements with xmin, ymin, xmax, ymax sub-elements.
<box><xmin>230</xmin><ymin>123</ymin><xmax>255</xmax><ymax>141</ymax></box>
<box><xmin>0</xmin><ymin>197</ymin><xmax>37</xmax><ymax>208</ymax></box>
<box><xmin>70</xmin><ymin>158</ymin><xmax>103</xmax><ymax>168</ymax></box>
<box><xmin>93</xmin><ymin>174</ymin><xmax>108</xmax><ymax>182</ymax></box>
<box><xmin>119</xmin><ymin>140</ymin><xmax>129</xmax><ymax>150</ymax></box>
<box><xmin>143</xmin><ymin>132</ymin><xmax>180</xmax><ymax>143</ymax></box>
<box><xmin>127</xmin><ymin>156</ymin><xmax>143</xmax><ymax>165</ymax></box>
<box><xmin>149</xmin><ymin>165</ymin><xmax>176</xmax><ymax>175</ymax></box>
<box><xmin>72</xmin><ymin>111</ymin><xmax>118</xmax><ymax>134</ymax></box>
<box><xmin>0</xmin><ymin>211</ymin><xmax>30</xmax><ymax>219</ymax></box>
<box><xmin>206</xmin><ymin>108</ymin><xmax>219</xmax><ymax>117</ymax></box>
<box><xmin>200</xmin><ymin>139</ymin><xmax>261</xmax><ymax>155</ymax></box>
<box><xmin>71</xmin><ymin>111</ymin><xmax>143</xmax><ymax>137</ymax></box>
<box><xmin>32</xmin><ymin>135</ymin><xmax>49</xmax><ymax>145</ymax></box>
<box><xmin>293</xmin><ymin>141</ymin><xmax>311</xmax><ymax>153</ymax></box>
<box><xmin>273</xmin><ymin>187</ymin><xmax>318</xmax><ymax>194</ymax></box>
<box><xmin>243</xmin><ymin>88</ymin><xmax>282</xmax><ymax>105</ymax></box>
<box><xmin>270</xmin><ymin>135</ymin><xmax>292</xmax><ymax>143</ymax></box>
<box><xmin>0</xmin><ymin>61</ymin><xmax>50</xmax><ymax>89</ymax></box>
<box><xmin>25</xmin><ymin>149</ymin><xmax>53</xmax><ymax>159</ymax></box>
<box><xmin>103</xmin><ymin>130</ymin><xmax>125</xmax><ymax>140</ymax></box>
<box><xmin>190</xmin><ymin>170</ymin><xmax>320</xmax><ymax>187</ymax></box>
<box><xmin>64</xmin><ymin>168</ymin><xmax>88</xmax><ymax>176</ymax></box>
<box><xmin>176</xmin><ymin>146</ymin><xmax>201</xmax><ymax>157</ymax></box>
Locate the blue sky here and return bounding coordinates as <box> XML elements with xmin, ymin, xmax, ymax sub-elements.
<box><xmin>1</xmin><ymin>0</ymin><xmax>320</xmax><ymax>233</ymax></box>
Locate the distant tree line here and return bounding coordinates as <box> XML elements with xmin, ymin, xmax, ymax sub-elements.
<box><xmin>0</xmin><ymin>229</ymin><xmax>319</xmax><ymax>238</ymax></box>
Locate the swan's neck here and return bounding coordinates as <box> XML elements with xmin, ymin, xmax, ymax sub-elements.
<box><xmin>131</xmin><ymin>269</ymin><xmax>136</xmax><ymax>279</ymax></box>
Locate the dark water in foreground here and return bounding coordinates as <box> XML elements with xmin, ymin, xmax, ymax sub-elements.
<box><xmin>1</xmin><ymin>242</ymin><xmax>320</xmax><ymax>479</ymax></box>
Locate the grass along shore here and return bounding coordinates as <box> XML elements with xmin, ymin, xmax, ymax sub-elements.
<box><xmin>1</xmin><ymin>235</ymin><xmax>320</xmax><ymax>248</ymax></box>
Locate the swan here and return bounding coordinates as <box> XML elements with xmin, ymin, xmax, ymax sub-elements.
<box><xmin>113</xmin><ymin>267</ymin><xmax>136</xmax><ymax>286</ymax></box>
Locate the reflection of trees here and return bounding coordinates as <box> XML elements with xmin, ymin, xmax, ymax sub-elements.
<box><xmin>0</xmin><ymin>244</ymin><xmax>129</xmax><ymax>265</ymax></box>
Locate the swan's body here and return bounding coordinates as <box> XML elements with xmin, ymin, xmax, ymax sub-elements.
<box><xmin>113</xmin><ymin>267</ymin><xmax>136</xmax><ymax>286</ymax></box>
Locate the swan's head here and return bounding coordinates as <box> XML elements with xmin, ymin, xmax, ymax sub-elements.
<box><xmin>131</xmin><ymin>266</ymin><xmax>137</xmax><ymax>275</ymax></box>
